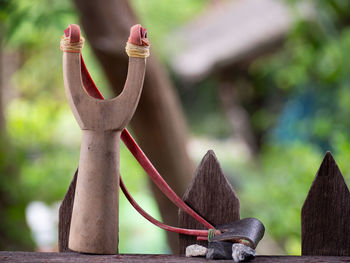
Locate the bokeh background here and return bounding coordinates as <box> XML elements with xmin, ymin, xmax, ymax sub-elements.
<box><xmin>1</xmin><ymin>0</ymin><xmax>350</xmax><ymax>255</ymax></box>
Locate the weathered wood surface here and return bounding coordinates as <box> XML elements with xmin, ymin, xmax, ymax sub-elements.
<box><xmin>301</xmin><ymin>152</ymin><xmax>350</xmax><ymax>256</ymax></box>
<box><xmin>58</xmin><ymin>170</ymin><xmax>77</xmax><ymax>252</ymax></box>
<box><xmin>178</xmin><ymin>150</ymin><xmax>240</xmax><ymax>254</ymax></box>
<box><xmin>1</xmin><ymin>252</ymin><xmax>350</xmax><ymax>263</ymax></box>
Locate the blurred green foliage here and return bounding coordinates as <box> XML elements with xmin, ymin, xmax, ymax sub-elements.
<box><xmin>237</xmin><ymin>0</ymin><xmax>350</xmax><ymax>254</ymax></box>
<box><xmin>131</xmin><ymin>0</ymin><xmax>208</xmax><ymax>57</ymax></box>
<box><xmin>2</xmin><ymin>0</ymin><xmax>350</xmax><ymax>256</ymax></box>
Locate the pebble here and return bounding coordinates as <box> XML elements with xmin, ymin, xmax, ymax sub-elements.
<box><xmin>206</xmin><ymin>241</ymin><xmax>233</xmax><ymax>259</ymax></box>
<box><xmin>185</xmin><ymin>244</ymin><xmax>207</xmax><ymax>257</ymax></box>
<box><xmin>232</xmin><ymin>243</ymin><xmax>256</xmax><ymax>263</ymax></box>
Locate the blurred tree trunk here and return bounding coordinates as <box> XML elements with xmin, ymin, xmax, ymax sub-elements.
<box><xmin>73</xmin><ymin>0</ymin><xmax>194</xmax><ymax>252</ymax></box>
<box><xmin>218</xmin><ymin>80</ymin><xmax>259</xmax><ymax>157</ymax></box>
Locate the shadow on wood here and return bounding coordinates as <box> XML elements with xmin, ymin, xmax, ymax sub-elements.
<box><xmin>58</xmin><ymin>170</ymin><xmax>77</xmax><ymax>252</ymax></box>
<box><xmin>301</xmin><ymin>152</ymin><xmax>350</xmax><ymax>256</ymax></box>
<box><xmin>178</xmin><ymin>150</ymin><xmax>240</xmax><ymax>254</ymax></box>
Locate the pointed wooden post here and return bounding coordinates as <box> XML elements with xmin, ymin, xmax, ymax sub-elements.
<box><xmin>301</xmin><ymin>152</ymin><xmax>350</xmax><ymax>256</ymax></box>
<box><xmin>58</xmin><ymin>170</ymin><xmax>77</xmax><ymax>252</ymax></box>
<box><xmin>178</xmin><ymin>150</ymin><xmax>240</xmax><ymax>254</ymax></box>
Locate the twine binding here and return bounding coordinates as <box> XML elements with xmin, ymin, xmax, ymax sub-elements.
<box><xmin>125</xmin><ymin>42</ymin><xmax>150</xmax><ymax>58</ymax></box>
<box><xmin>208</xmin><ymin>229</ymin><xmax>216</xmax><ymax>241</ymax></box>
<box><xmin>60</xmin><ymin>35</ymin><xmax>150</xmax><ymax>59</ymax></box>
<box><xmin>60</xmin><ymin>36</ymin><xmax>85</xmax><ymax>53</ymax></box>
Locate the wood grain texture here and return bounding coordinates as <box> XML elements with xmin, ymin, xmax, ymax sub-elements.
<box><xmin>301</xmin><ymin>151</ymin><xmax>350</xmax><ymax>256</ymax></box>
<box><xmin>1</xmin><ymin>252</ymin><xmax>350</xmax><ymax>263</ymax></box>
<box><xmin>69</xmin><ymin>130</ymin><xmax>121</xmax><ymax>254</ymax></box>
<box><xmin>63</xmin><ymin>53</ymin><xmax>146</xmax><ymax>131</ymax></box>
<box><xmin>58</xmin><ymin>170</ymin><xmax>77</xmax><ymax>252</ymax></box>
<box><xmin>178</xmin><ymin>150</ymin><xmax>240</xmax><ymax>254</ymax></box>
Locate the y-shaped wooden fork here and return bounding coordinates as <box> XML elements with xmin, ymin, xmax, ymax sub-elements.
<box><xmin>61</xmin><ymin>24</ymin><xmax>149</xmax><ymax>254</ymax></box>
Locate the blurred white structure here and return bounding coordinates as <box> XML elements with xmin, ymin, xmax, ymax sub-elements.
<box><xmin>168</xmin><ymin>0</ymin><xmax>313</xmax><ymax>81</ymax></box>
<box><xmin>26</xmin><ymin>201</ymin><xmax>59</xmax><ymax>251</ymax></box>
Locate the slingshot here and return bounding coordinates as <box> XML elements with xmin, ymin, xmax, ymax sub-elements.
<box><xmin>61</xmin><ymin>24</ymin><xmax>264</xmax><ymax>255</ymax></box>
<box><xmin>62</xmin><ymin>24</ymin><xmax>150</xmax><ymax>254</ymax></box>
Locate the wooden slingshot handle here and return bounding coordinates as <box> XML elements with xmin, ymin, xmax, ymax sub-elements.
<box><xmin>62</xmin><ymin>24</ymin><xmax>148</xmax><ymax>254</ymax></box>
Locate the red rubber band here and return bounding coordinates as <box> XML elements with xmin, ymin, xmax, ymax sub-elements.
<box><xmin>64</xmin><ymin>24</ymin><xmax>81</xmax><ymax>43</ymax></box>
<box><xmin>120</xmin><ymin>177</ymin><xmax>209</xmax><ymax>237</ymax></box>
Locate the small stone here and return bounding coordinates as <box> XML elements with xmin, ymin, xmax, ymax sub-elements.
<box><xmin>206</xmin><ymin>241</ymin><xmax>233</xmax><ymax>259</ymax></box>
<box><xmin>185</xmin><ymin>244</ymin><xmax>207</xmax><ymax>257</ymax></box>
<box><xmin>232</xmin><ymin>243</ymin><xmax>256</xmax><ymax>263</ymax></box>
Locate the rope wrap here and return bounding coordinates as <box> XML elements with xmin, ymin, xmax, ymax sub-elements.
<box><xmin>60</xmin><ymin>35</ymin><xmax>85</xmax><ymax>53</ymax></box>
<box><xmin>208</xmin><ymin>229</ymin><xmax>216</xmax><ymax>241</ymax></box>
<box><xmin>125</xmin><ymin>42</ymin><xmax>150</xmax><ymax>58</ymax></box>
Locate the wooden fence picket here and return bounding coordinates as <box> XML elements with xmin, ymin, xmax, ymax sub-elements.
<box><xmin>178</xmin><ymin>150</ymin><xmax>240</xmax><ymax>254</ymax></box>
<box><xmin>301</xmin><ymin>152</ymin><xmax>350</xmax><ymax>256</ymax></box>
<box><xmin>58</xmin><ymin>170</ymin><xmax>77</xmax><ymax>252</ymax></box>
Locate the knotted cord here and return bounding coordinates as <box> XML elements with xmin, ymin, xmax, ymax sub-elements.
<box><xmin>60</xmin><ymin>35</ymin><xmax>150</xmax><ymax>58</ymax></box>
<box><xmin>125</xmin><ymin>42</ymin><xmax>150</xmax><ymax>58</ymax></box>
<box><xmin>60</xmin><ymin>36</ymin><xmax>85</xmax><ymax>53</ymax></box>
